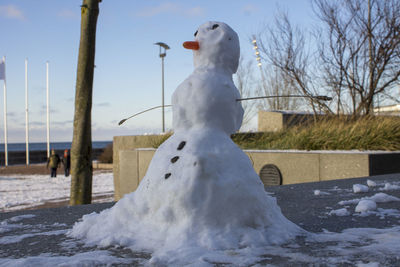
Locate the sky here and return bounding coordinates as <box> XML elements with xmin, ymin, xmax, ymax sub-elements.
<box><xmin>0</xmin><ymin>0</ymin><xmax>315</xmax><ymax>143</ymax></box>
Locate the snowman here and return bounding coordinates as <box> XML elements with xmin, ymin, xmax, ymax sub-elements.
<box><xmin>71</xmin><ymin>21</ymin><xmax>304</xmax><ymax>265</ymax></box>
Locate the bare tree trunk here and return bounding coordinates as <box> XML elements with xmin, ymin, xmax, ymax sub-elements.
<box><xmin>235</xmin><ymin>57</ymin><xmax>257</xmax><ymax>130</ymax></box>
<box><xmin>70</xmin><ymin>0</ymin><xmax>100</xmax><ymax>205</ymax></box>
<box><xmin>313</xmin><ymin>0</ymin><xmax>400</xmax><ymax>116</ymax></box>
<box><xmin>257</xmin><ymin>11</ymin><xmax>333</xmax><ymax>115</ymax></box>
<box><xmin>367</xmin><ymin>0</ymin><xmax>373</xmax><ymax>115</ymax></box>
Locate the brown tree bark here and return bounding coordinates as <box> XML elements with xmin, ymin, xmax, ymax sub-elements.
<box><xmin>70</xmin><ymin>0</ymin><xmax>101</xmax><ymax>205</ymax></box>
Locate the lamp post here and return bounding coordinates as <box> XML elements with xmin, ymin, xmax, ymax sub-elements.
<box><xmin>154</xmin><ymin>42</ymin><xmax>170</xmax><ymax>133</ymax></box>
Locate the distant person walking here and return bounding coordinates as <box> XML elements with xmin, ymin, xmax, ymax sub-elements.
<box><xmin>47</xmin><ymin>149</ymin><xmax>61</xmax><ymax>178</ymax></box>
<box><xmin>62</xmin><ymin>149</ymin><xmax>71</xmax><ymax>177</ymax></box>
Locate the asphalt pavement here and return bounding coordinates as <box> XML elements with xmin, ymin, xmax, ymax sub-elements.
<box><xmin>1</xmin><ymin>173</ymin><xmax>400</xmax><ymax>266</ymax></box>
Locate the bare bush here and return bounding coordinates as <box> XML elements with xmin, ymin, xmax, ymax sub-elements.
<box><xmin>98</xmin><ymin>144</ymin><xmax>113</xmax><ymax>163</ymax></box>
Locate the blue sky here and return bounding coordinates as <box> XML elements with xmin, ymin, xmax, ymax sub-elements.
<box><xmin>0</xmin><ymin>0</ymin><xmax>313</xmax><ymax>143</ymax></box>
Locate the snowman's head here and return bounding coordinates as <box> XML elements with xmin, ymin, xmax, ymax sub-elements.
<box><xmin>183</xmin><ymin>21</ymin><xmax>240</xmax><ymax>74</ymax></box>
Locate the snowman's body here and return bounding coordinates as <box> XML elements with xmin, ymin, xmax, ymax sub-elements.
<box><xmin>71</xmin><ymin>21</ymin><xmax>304</xmax><ymax>265</ymax></box>
<box><xmin>172</xmin><ymin>67</ymin><xmax>243</xmax><ymax>134</ymax></box>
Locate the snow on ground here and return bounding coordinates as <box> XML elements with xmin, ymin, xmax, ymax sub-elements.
<box><xmin>1</xmin><ymin>175</ymin><xmax>400</xmax><ymax>265</ymax></box>
<box><xmin>355</xmin><ymin>199</ymin><xmax>377</xmax><ymax>212</ymax></box>
<box><xmin>381</xmin><ymin>182</ymin><xmax>400</xmax><ymax>191</ymax></box>
<box><xmin>1</xmin><ymin>211</ymin><xmax>400</xmax><ymax>266</ymax></box>
<box><xmin>367</xmin><ymin>179</ymin><xmax>377</xmax><ymax>187</ymax></box>
<box><xmin>353</xmin><ymin>183</ymin><xmax>369</xmax><ymax>193</ymax></box>
<box><xmin>0</xmin><ymin>171</ymin><xmax>114</xmax><ymax>212</ymax></box>
<box><xmin>325</xmin><ymin>179</ymin><xmax>400</xmax><ymax>218</ymax></box>
<box><xmin>314</xmin><ymin>189</ymin><xmax>331</xmax><ymax>196</ymax></box>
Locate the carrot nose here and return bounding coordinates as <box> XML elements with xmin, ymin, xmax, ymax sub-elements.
<box><xmin>183</xmin><ymin>41</ymin><xmax>200</xmax><ymax>50</ymax></box>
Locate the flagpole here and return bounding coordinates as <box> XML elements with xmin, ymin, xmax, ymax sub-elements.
<box><xmin>3</xmin><ymin>56</ymin><xmax>8</xmax><ymax>167</ymax></box>
<box><xmin>46</xmin><ymin>61</ymin><xmax>50</xmax><ymax>159</ymax></box>
<box><xmin>25</xmin><ymin>58</ymin><xmax>29</xmax><ymax>165</ymax></box>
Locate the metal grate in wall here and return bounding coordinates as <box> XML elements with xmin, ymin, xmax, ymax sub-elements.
<box><xmin>259</xmin><ymin>164</ymin><xmax>282</xmax><ymax>186</ymax></box>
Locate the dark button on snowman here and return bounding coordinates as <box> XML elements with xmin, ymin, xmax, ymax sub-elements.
<box><xmin>71</xmin><ymin>21</ymin><xmax>304</xmax><ymax>265</ymax></box>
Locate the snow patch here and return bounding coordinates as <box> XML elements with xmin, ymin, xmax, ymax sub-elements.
<box><xmin>381</xmin><ymin>183</ymin><xmax>400</xmax><ymax>191</ymax></box>
<box><xmin>369</xmin><ymin>192</ymin><xmax>400</xmax><ymax>203</ymax></box>
<box><xmin>353</xmin><ymin>184</ymin><xmax>369</xmax><ymax>193</ymax></box>
<box><xmin>367</xmin><ymin>179</ymin><xmax>377</xmax><ymax>187</ymax></box>
<box><xmin>329</xmin><ymin>208</ymin><xmax>350</xmax><ymax>216</ymax></box>
<box><xmin>314</xmin><ymin>189</ymin><xmax>330</xmax><ymax>196</ymax></box>
<box><xmin>0</xmin><ymin>171</ymin><xmax>114</xmax><ymax>212</ymax></box>
<box><xmin>0</xmin><ymin>250</ymin><xmax>134</xmax><ymax>267</ymax></box>
<box><xmin>355</xmin><ymin>200</ymin><xmax>377</xmax><ymax>213</ymax></box>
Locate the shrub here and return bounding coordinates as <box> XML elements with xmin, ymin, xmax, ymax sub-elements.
<box><xmin>149</xmin><ymin>116</ymin><xmax>400</xmax><ymax>151</ymax></box>
<box><xmin>233</xmin><ymin>115</ymin><xmax>400</xmax><ymax>151</ymax></box>
<box><xmin>151</xmin><ymin>132</ymin><xmax>172</xmax><ymax>148</ymax></box>
<box><xmin>98</xmin><ymin>143</ymin><xmax>113</xmax><ymax>163</ymax></box>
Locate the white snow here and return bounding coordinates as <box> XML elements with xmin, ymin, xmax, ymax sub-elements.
<box><xmin>339</xmin><ymin>192</ymin><xmax>400</xmax><ymax>207</ymax></box>
<box><xmin>0</xmin><ymin>171</ymin><xmax>114</xmax><ymax>212</ymax></box>
<box><xmin>0</xmin><ymin>251</ymin><xmax>133</xmax><ymax>267</ymax></box>
<box><xmin>357</xmin><ymin>262</ymin><xmax>380</xmax><ymax>267</ymax></box>
<box><xmin>353</xmin><ymin>184</ymin><xmax>369</xmax><ymax>193</ymax></box>
<box><xmin>173</xmin><ymin>22</ymin><xmax>243</xmax><ymax>135</ymax></box>
<box><xmin>307</xmin><ymin>226</ymin><xmax>400</xmax><ymax>265</ymax></box>
<box><xmin>314</xmin><ymin>189</ymin><xmax>330</xmax><ymax>196</ymax></box>
<box><xmin>0</xmin><ymin>174</ymin><xmax>398</xmax><ymax>267</ymax></box>
<box><xmin>369</xmin><ymin>192</ymin><xmax>400</xmax><ymax>203</ymax></box>
<box><xmin>337</xmin><ymin>191</ymin><xmax>400</xmax><ymax>218</ymax></box>
<box><xmin>367</xmin><ymin>179</ymin><xmax>377</xmax><ymax>187</ymax></box>
<box><xmin>339</xmin><ymin>198</ymin><xmax>362</xmax><ymax>205</ymax></box>
<box><xmin>381</xmin><ymin>182</ymin><xmax>400</xmax><ymax>191</ymax></box>
<box><xmin>355</xmin><ymin>200</ymin><xmax>377</xmax><ymax>213</ymax></box>
<box><xmin>329</xmin><ymin>208</ymin><xmax>350</xmax><ymax>216</ymax></box>
<box><xmin>1</xmin><ymin>209</ymin><xmax>400</xmax><ymax>266</ymax></box>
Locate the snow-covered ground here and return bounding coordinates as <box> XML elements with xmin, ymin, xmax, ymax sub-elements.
<box><xmin>0</xmin><ymin>171</ymin><xmax>114</xmax><ymax>212</ymax></box>
<box><xmin>1</xmin><ymin>174</ymin><xmax>400</xmax><ymax>266</ymax></box>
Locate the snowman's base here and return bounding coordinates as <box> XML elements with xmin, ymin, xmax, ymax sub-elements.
<box><xmin>70</xmin><ymin>128</ymin><xmax>304</xmax><ymax>264</ymax></box>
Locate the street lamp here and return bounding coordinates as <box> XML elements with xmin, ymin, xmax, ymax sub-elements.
<box><xmin>154</xmin><ymin>42</ymin><xmax>170</xmax><ymax>133</ymax></box>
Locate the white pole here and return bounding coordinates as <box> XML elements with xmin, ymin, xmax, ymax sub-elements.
<box><xmin>25</xmin><ymin>58</ymin><xmax>29</xmax><ymax>165</ymax></box>
<box><xmin>46</xmin><ymin>61</ymin><xmax>50</xmax><ymax>159</ymax></box>
<box><xmin>3</xmin><ymin>56</ymin><xmax>8</xmax><ymax>167</ymax></box>
<box><xmin>161</xmin><ymin>56</ymin><xmax>165</xmax><ymax>133</ymax></box>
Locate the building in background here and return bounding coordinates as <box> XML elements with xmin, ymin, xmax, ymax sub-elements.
<box><xmin>374</xmin><ymin>104</ymin><xmax>400</xmax><ymax>116</ymax></box>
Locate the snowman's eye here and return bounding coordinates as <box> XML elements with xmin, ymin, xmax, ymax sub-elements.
<box><xmin>194</xmin><ymin>30</ymin><xmax>198</xmax><ymax>37</ymax></box>
<box><xmin>212</xmin><ymin>24</ymin><xmax>219</xmax><ymax>30</ymax></box>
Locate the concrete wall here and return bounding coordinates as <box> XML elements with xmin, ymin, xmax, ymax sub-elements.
<box><xmin>247</xmin><ymin>151</ymin><xmax>320</xmax><ymax>184</ymax></box>
<box><xmin>117</xmin><ymin>149</ymin><xmax>155</xmax><ymax>199</ymax></box>
<box><xmin>114</xmin><ymin>141</ymin><xmax>400</xmax><ymax>200</ymax></box>
<box><xmin>92</xmin><ymin>162</ymin><xmax>113</xmax><ymax>169</ymax></box>
<box><xmin>113</xmin><ymin>135</ymin><xmax>169</xmax><ymax>200</ymax></box>
<box><xmin>258</xmin><ymin>111</ymin><xmax>284</xmax><ymax>132</ymax></box>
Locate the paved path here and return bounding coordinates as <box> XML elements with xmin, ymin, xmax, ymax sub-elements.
<box><xmin>1</xmin><ymin>173</ymin><xmax>399</xmax><ymax>266</ymax></box>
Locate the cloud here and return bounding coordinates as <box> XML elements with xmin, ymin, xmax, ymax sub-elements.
<box><xmin>30</xmin><ymin>121</ymin><xmax>45</xmax><ymax>127</ymax></box>
<box><xmin>95</xmin><ymin>102</ymin><xmax>110</xmax><ymax>107</ymax></box>
<box><xmin>40</xmin><ymin>105</ymin><xmax>59</xmax><ymax>114</ymax></box>
<box><xmin>6</xmin><ymin>112</ymin><xmax>18</xmax><ymax>118</ymax></box>
<box><xmin>184</xmin><ymin>6</ymin><xmax>204</xmax><ymax>17</ymax></box>
<box><xmin>136</xmin><ymin>3</ymin><xmax>205</xmax><ymax>18</ymax></box>
<box><xmin>58</xmin><ymin>9</ymin><xmax>78</xmax><ymax>19</ymax></box>
<box><xmin>0</xmin><ymin>5</ymin><xmax>25</xmax><ymax>20</ymax></box>
<box><xmin>242</xmin><ymin>4</ymin><xmax>258</xmax><ymax>16</ymax></box>
<box><xmin>52</xmin><ymin>120</ymin><xmax>73</xmax><ymax>126</ymax></box>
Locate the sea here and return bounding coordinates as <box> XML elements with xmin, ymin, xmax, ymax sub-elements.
<box><xmin>0</xmin><ymin>141</ymin><xmax>112</xmax><ymax>152</ymax></box>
